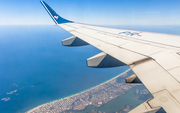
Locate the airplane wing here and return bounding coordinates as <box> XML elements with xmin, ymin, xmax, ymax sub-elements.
<box><xmin>41</xmin><ymin>1</ymin><xmax>180</xmax><ymax>113</ymax></box>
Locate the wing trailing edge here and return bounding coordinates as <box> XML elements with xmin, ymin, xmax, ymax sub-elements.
<box><xmin>129</xmin><ymin>99</ymin><xmax>165</xmax><ymax>113</ymax></box>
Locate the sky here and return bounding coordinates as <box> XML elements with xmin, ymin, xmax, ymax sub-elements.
<box><xmin>0</xmin><ymin>0</ymin><xmax>180</xmax><ymax>25</ymax></box>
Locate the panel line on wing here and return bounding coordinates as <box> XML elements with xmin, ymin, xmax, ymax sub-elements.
<box><xmin>70</xmin><ymin>30</ymin><xmax>151</xmax><ymax>58</ymax></box>
<box><xmin>68</xmin><ymin>30</ymin><xmax>149</xmax><ymax>65</ymax></box>
<box><xmin>80</xmin><ymin>25</ymin><xmax>180</xmax><ymax>49</ymax></box>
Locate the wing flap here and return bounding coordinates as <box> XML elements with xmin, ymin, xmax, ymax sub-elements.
<box><xmin>151</xmin><ymin>50</ymin><xmax>180</xmax><ymax>82</ymax></box>
<box><xmin>130</xmin><ymin>58</ymin><xmax>180</xmax><ymax>94</ymax></box>
<box><xmin>130</xmin><ymin>58</ymin><xmax>180</xmax><ymax>112</ymax></box>
<box><xmin>129</xmin><ymin>99</ymin><xmax>162</xmax><ymax>113</ymax></box>
<box><xmin>148</xmin><ymin>90</ymin><xmax>180</xmax><ymax>113</ymax></box>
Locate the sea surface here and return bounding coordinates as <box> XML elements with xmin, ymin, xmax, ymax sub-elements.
<box><xmin>0</xmin><ymin>25</ymin><xmax>180</xmax><ymax>113</ymax></box>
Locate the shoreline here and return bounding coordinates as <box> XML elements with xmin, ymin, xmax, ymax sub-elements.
<box><xmin>27</xmin><ymin>68</ymin><xmax>132</xmax><ymax>113</ymax></box>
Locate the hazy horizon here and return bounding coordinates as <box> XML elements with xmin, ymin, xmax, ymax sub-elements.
<box><xmin>0</xmin><ymin>0</ymin><xmax>180</xmax><ymax>25</ymax></box>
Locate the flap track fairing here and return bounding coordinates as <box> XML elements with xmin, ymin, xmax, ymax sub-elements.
<box><xmin>87</xmin><ymin>52</ymin><xmax>126</xmax><ymax>68</ymax></box>
<box><xmin>62</xmin><ymin>36</ymin><xmax>89</xmax><ymax>46</ymax></box>
<box><xmin>125</xmin><ymin>74</ymin><xmax>142</xmax><ymax>83</ymax></box>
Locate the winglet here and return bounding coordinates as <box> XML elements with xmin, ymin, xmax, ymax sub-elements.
<box><xmin>40</xmin><ymin>1</ymin><xmax>72</xmax><ymax>24</ymax></box>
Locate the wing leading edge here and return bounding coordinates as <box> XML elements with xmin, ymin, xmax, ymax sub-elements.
<box><xmin>41</xmin><ymin>1</ymin><xmax>180</xmax><ymax>113</ymax></box>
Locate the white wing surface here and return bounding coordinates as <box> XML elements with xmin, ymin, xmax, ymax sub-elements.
<box><xmin>41</xmin><ymin>1</ymin><xmax>180</xmax><ymax>113</ymax></box>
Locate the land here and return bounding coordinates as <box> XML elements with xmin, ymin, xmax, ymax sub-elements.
<box><xmin>1</xmin><ymin>97</ymin><xmax>10</xmax><ymax>102</ymax></box>
<box><xmin>1</xmin><ymin>90</ymin><xmax>17</xmax><ymax>102</ymax></box>
<box><xmin>134</xmin><ymin>89</ymin><xmax>149</xmax><ymax>95</ymax></box>
<box><xmin>134</xmin><ymin>88</ymin><xmax>152</xmax><ymax>102</ymax></box>
<box><xmin>27</xmin><ymin>69</ymin><xmax>138</xmax><ymax>113</ymax></box>
<box><xmin>7</xmin><ymin>90</ymin><xmax>17</xmax><ymax>94</ymax></box>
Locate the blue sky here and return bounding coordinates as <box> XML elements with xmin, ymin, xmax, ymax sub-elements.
<box><xmin>0</xmin><ymin>0</ymin><xmax>180</xmax><ymax>25</ymax></box>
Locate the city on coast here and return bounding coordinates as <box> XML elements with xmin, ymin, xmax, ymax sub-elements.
<box><xmin>27</xmin><ymin>69</ymin><xmax>138</xmax><ymax>113</ymax></box>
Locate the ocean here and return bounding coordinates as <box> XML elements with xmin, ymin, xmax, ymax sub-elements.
<box><xmin>0</xmin><ymin>25</ymin><xmax>180</xmax><ymax>113</ymax></box>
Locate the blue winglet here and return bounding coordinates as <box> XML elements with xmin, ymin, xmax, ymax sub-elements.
<box><xmin>40</xmin><ymin>1</ymin><xmax>72</xmax><ymax>24</ymax></box>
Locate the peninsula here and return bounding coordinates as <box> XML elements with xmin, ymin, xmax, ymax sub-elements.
<box><xmin>27</xmin><ymin>69</ymin><xmax>137</xmax><ymax>113</ymax></box>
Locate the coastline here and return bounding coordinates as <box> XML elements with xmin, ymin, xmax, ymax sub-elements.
<box><xmin>2</xmin><ymin>25</ymin><xmax>179</xmax><ymax>113</ymax></box>
<box><xmin>26</xmin><ymin>68</ymin><xmax>133</xmax><ymax>113</ymax></box>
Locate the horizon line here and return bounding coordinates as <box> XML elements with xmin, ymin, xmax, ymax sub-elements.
<box><xmin>1</xmin><ymin>24</ymin><xmax>180</xmax><ymax>26</ymax></box>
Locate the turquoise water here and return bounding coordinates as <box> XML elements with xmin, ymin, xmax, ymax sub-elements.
<box><xmin>0</xmin><ymin>25</ymin><xmax>180</xmax><ymax>113</ymax></box>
